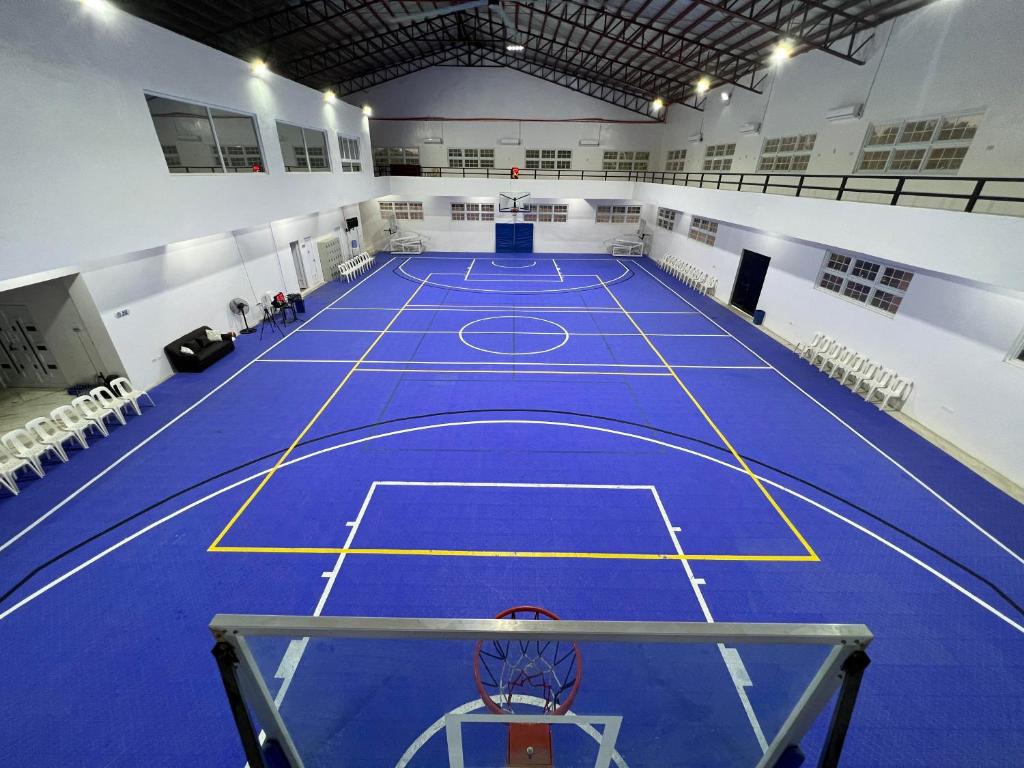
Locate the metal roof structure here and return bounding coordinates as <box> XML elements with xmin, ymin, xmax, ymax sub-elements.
<box><xmin>120</xmin><ymin>0</ymin><xmax>938</xmax><ymax>116</ymax></box>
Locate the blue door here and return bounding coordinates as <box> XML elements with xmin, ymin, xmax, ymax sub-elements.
<box><xmin>495</xmin><ymin>223</ymin><xmax>534</xmax><ymax>253</ymax></box>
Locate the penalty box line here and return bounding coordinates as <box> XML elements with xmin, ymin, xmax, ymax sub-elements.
<box><xmin>210</xmin><ymin>481</ymin><xmax>818</xmax><ymax>562</ymax></box>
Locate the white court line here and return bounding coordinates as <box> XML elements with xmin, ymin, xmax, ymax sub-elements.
<box><xmin>296</xmin><ymin>329</ymin><xmax>728</xmax><ymax>337</ymax></box>
<box><xmin>399</xmin><ymin>255</ymin><xmax>622</xmax><ymax>261</ymax></box>
<box><xmin>397</xmin><ymin>259</ymin><xmax>630</xmax><ymax>294</ymax></box>
<box><xmin>4</xmin><ymin>419</ymin><xmax>1021</xmax><ymax>637</ymax></box>
<box><xmin>490</xmin><ymin>259</ymin><xmax>537</xmax><ymax>269</ymax></box>
<box><xmin>355</xmin><ymin>369</ymin><xmax>674</xmax><ymax>377</ymax></box>
<box><xmin>325</xmin><ymin>306</ymin><xmax>698</xmax><ymax>314</ymax></box>
<box><xmin>634</xmin><ymin>260</ymin><xmax>1024</xmax><ymax>567</ymax></box>
<box><xmin>650</xmin><ymin>487</ymin><xmax>769</xmax><ymax>752</ymax></box>
<box><xmin>458</xmin><ymin>315</ymin><xmax>570</xmax><ymax>357</ymax></box>
<box><xmin>257</xmin><ymin>358</ymin><xmax>769</xmax><ymax>370</ymax></box>
<box><xmin>0</xmin><ymin>258</ymin><xmax>397</xmax><ymax>555</ymax></box>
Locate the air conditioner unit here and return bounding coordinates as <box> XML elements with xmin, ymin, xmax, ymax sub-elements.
<box><xmin>578</xmin><ymin>138</ymin><xmax>601</xmax><ymax>147</ymax></box>
<box><xmin>825</xmin><ymin>103</ymin><xmax>864</xmax><ymax>122</ymax></box>
<box><xmin>422</xmin><ymin>137</ymin><xmax>443</xmax><ymax>144</ymax></box>
<box><xmin>688</xmin><ymin>132</ymin><xmax>703</xmax><ymax>143</ymax></box>
<box><xmin>738</xmin><ymin>122</ymin><xmax>761</xmax><ymax>135</ymax></box>
<box><xmin>498</xmin><ymin>137</ymin><xmax>521</xmax><ymax>145</ymax></box>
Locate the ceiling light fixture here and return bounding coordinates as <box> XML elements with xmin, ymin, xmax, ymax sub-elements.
<box><xmin>323</xmin><ymin>90</ymin><xmax>337</xmax><ymax>104</ymax></box>
<box><xmin>695</xmin><ymin>77</ymin><xmax>711</xmax><ymax>94</ymax></box>
<box><xmin>506</xmin><ymin>43</ymin><xmax>525</xmax><ymax>52</ymax></box>
<box><xmin>251</xmin><ymin>59</ymin><xmax>269</xmax><ymax>75</ymax></box>
<box><xmin>651</xmin><ymin>98</ymin><xmax>665</xmax><ymax>112</ymax></box>
<box><xmin>362</xmin><ymin>104</ymin><xmax>373</xmax><ymax>117</ymax></box>
<box><xmin>771</xmin><ymin>39</ymin><xmax>794</xmax><ymax>63</ymax></box>
<box><xmin>720</xmin><ymin>91</ymin><xmax>731</xmax><ymax>102</ymax></box>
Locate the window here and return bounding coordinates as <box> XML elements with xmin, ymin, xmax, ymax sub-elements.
<box><xmin>816</xmin><ymin>252</ymin><xmax>913</xmax><ymax>315</ymax></box>
<box><xmin>448</xmin><ymin>148</ymin><xmax>495</xmax><ymax>169</ymax></box>
<box><xmin>601</xmin><ymin>150</ymin><xmax>650</xmax><ymax>171</ymax></box>
<box><xmin>379</xmin><ymin>201</ymin><xmax>424</xmax><ymax>220</ymax></box>
<box><xmin>665</xmin><ymin>149</ymin><xmax>687</xmax><ymax>172</ymax></box>
<box><xmin>523</xmin><ymin>204</ymin><xmax>568</xmax><ymax>223</ymax></box>
<box><xmin>337</xmin><ymin>135</ymin><xmax>362</xmax><ymax>172</ymax></box>
<box><xmin>855</xmin><ymin>112</ymin><xmax>980</xmax><ymax>174</ymax></box>
<box><xmin>688</xmin><ymin>216</ymin><xmax>718</xmax><ymax>246</ymax></box>
<box><xmin>758</xmin><ymin>134</ymin><xmax>815</xmax><ymax>172</ymax></box>
<box><xmin>145</xmin><ymin>94</ymin><xmax>266</xmax><ymax>174</ymax></box>
<box><xmin>595</xmin><ymin>205</ymin><xmax>641</xmax><ymax>224</ymax></box>
<box><xmin>450</xmin><ymin>203</ymin><xmax>495</xmax><ymax>221</ymax></box>
<box><xmin>373</xmin><ymin>146</ymin><xmax>420</xmax><ymax>166</ymax></box>
<box><xmin>702</xmin><ymin>143</ymin><xmax>735</xmax><ymax>172</ymax></box>
<box><xmin>525</xmin><ymin>149</ymin><xmax>572</xmax><ymax>170</ymax></box>
<box><xmin>278</xmin><ymin>122</ymin><xmax>330</xmax><ymax>172</ymax></box>
<box><xmin>656</xmin><ymin>208</ymin><xmax>678</xmax><ymax>230</ymax></box>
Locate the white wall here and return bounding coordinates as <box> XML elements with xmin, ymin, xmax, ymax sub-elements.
<box><xmin>375</xmin><ymin>195</ymin><xmax>643</xmax><ymax>254</ymax></box>
<box><xmin>659</xmin><ymin>0</ymin><xmax>1024</xmax><ymax>185</ymax></box>
<box><xmin>0</xmin><ymin>0</ymin><xmax>385</xmax><ymax>287</ymax></box>
<box><xmin>348</xmin><ymin>67</ymin><xmax>664</xmax><ymax>170</ymax></box>
<box><xmin>647</xmin><ymin>215</ymin><xmax>1024</xmax><ymax>485</ymax></box>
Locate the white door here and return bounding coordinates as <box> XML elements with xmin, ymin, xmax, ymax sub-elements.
<box><xmin>290</xmin><ymin>241</ymin><xmax>308</xmax><ymax>290</ymax></box>
<box><xmin>302</xmin><ymin>236</ymin><xmax>324</xmax><ymax>287</ymax></box>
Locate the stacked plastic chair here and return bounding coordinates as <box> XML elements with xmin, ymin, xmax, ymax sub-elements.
<box><xmin>657</xmin><ymin>254</ymin><xmax>717</xmax><ymax>296</ymax></box>
<box><xmin>0</xmin><ymin>378</ymin><xmax>154</xmax><ymax>495</ymax></box>
<box><xmin>796</xmin><ymin>333</ymin><xmax>913</xmax><ymax>411</ymax></box>
<box><xmin>338</xmin><ymin>251</ymin><xmax>376</xmax><ymax>282</ymax></box>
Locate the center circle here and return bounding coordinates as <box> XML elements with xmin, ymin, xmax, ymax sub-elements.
<box><xmin>458</xmin><ymin>315</ymin><xmax>570</xmax><ymax>356</ymax></box>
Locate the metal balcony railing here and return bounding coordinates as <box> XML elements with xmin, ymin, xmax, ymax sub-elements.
<box><xmin>374</xmin><ymin>165</ymin><xmax>1024</xmax><ymax>217</ymax></box>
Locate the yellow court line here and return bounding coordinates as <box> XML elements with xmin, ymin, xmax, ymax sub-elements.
<box><xmin>207</xmin><ymin>278</ymin><xmax>427</xmax><ymax>551</ymax></box>
<box><xmin>598</xmin><ymin>277</ymin><xmax>820</xmax><ymax>562</ymax></box>
<box><xmin>208</xmin><ymin>545</ymin><xmax>818</xmax><ymax>562</ymax></box>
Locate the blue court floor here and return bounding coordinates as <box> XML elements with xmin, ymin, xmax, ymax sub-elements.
<box><xmin>0</xmin><ymin>253</ymin><xmax>1022</xmax><ymax>766</ymax></box>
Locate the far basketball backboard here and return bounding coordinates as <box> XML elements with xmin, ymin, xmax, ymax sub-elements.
<box><xmin>210</xmin><ymin>613</ymin><xmax>872</xmax><ymax>768</ymax></box>
<box><xmin>499</xmin><ymin>193</ymin><xmax>532</xmax><ymax>213</ymax></box>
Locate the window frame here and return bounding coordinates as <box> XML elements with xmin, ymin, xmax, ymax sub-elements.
<box><xmin>379</xmin><ymin>200</ymin><xmax>424</xmax><ymax>221</ymax></box>
<box><xmin>1007</xmin><ymin>328</ymin><xmax>1024</xmax><ymax>368</ymax></box>
<box><xmin>523</xmin><ymin>203</ymin><xmax>568</xmax><ymax>223</ymax></box>
<box><xmin>757</xmin><ymin>133</ymin><xmax>815</xmax><ymax>173</ymax></box>
<box><xmin>373</xmin><ymin>146</ymin><xmax>420</xmax><ymax>166</ymax></box>
<box><xmin>702</xmin><ymin>143</ymin><xmax>736</xmax><ymax>172</ymax></box>
<box><xmin>525</xmin><ymin>148</ymin><xmax>572</xmax><ymax>170</ymax></box>
<box><xmin>144</xmin><ymin>91</ymin><xmax>268</xmax><ymax>175</ymax></box>
<box><xmin>854</xmin><ymin>111</ymin><xmax>982</xmax><ymax>175</ymax></box>
<box><xmin>601</xmin><ymin>150</ymin><xmax>651</xmax><ymax>171</ymax></box>
<box><xmin>448</xmin><ymin>148</ymin><xmax>496</xmax><ymax>169</ymax></box>
<box><xmin>277</xmin><ymin>120</ymin><xmax>332</xmax><ymax>173</ymax></box>
<box><xmin>814</xmin><ymin>251</ymin><xmax>914</xmax><ymax>316</ymax></box>
<box><xmin>337</xmin><ymin>133</ymin><xmax>362</xmax><ymax>173</ymax></box>
<box><xmin>595</xmin><ymin>205</ymin><xmax>641</xmax><ymax>224</ymax></box>
<box><xmin>450</xmin><ymin>202</ymin><xmax>496</xmax><ymax>221</ymax></box>
<box><xmin>687</xmin><ymin>216</ymin><xmax>718</xmax><ymax>246</ymax></box>
<box><xmin>656</xmin><ymin>207</ymin><xmax>678</xmax><ymax>230</ymax></box>
<box><xmin>665</xmin><ymin>149</ymin><xmax>687</xmax><ymax>172</ymax></box>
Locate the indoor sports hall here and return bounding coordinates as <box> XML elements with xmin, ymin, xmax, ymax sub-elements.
<box><xmin>1</xmin><ymin>2</ymin><xmax>1023</xmax><ymax>767</ymax></box>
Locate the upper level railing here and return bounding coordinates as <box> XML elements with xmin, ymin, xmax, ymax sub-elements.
<box><xmin>374</xmin><ymin>165</ymin><xmax>1024</xmax><ymax>217</ymax></box>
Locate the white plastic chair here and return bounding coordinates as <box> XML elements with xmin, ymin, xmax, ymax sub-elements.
<box><xmin>89</xmin><ymin>387</ymin><xmax>129</xmax><ymax>425</ymax></box>
<box><xmin>843</xmin><ymin>359</ymin><xmax>879</xmax><ymax>390</ymax></box>
<box><xmin>823</xmin><ymin>347</ymin><xmax>855</xmax><ymax>377</ymax></box>
<box><xmin>72</xmin><ymin>395</ymin><xmax>117</xmax><ymax>435</ymax></box>
<box><xmin>832</xmin><ymin>352</ymin><xmax>866</xmax><ymax>382</ymax></box>
<box><xmin>815</xmin><ymin>342</ymin><xmax>845</xmax><ymax>372</ymax></box>
<box><xmin>0</xmin><ymin>445</ymin><xmax>29</xmax><ymax>495</ymax></box>
<box><xmin>26</xmin><ymin>417</ymin><xmax>79</xmax><ymax>460</ymax></box>
<box><xmin>808</xmin><ymin>338</ymin><xmax>836</xmax><ymax>367</ymax></box>
<box><xmin>795</xmin><ymin>333</ymin><xmax>823</xmax><ymax>360</ymax></box>
<box><xmin>1</xmin><ymin>429</ymin><xmax>52</xmax><ymax>477</ymax></box>
<box><xmin>110</xmin><ymin>377</ymin><xmax>154</xmax><ymax>416</ymax></box>
<box><xmin>871</xmin><ymin>376</ymin><xmax>913</xmax><ymax>411</ymax></box>
<box><xmin>51</xmin><ymin>404</ymin><xmax>98</xmax><ymax>445</ymax></box>
<box><xmin>860</xmin><ymin>368</ymin><xmax>895</xmax><ymax>401</ymax></box>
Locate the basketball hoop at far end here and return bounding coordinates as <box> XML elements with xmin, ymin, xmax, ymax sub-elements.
<box><xmin>473</xmin><ymin>606</ymin><xmax>583</xmax><ymax>767</ymax></box>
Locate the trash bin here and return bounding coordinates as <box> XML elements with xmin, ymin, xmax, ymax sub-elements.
<box><xmin>288</xmin><ymin>293</ymin><xmax>305</xmax><ymax>314</ymax></box>
<box><xmin>753</xmin><ymin>309</ymin><xmax>765</xmax><ymax>325</ymax></box>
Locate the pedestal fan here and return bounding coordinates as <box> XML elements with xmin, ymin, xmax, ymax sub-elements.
<box><xmin>229</xmin><ymin>297</ymin><xmax>256</xmax><ymax>334</ymax></box>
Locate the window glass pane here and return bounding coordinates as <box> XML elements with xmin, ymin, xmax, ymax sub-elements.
<box><xmin>819</xmin><ymin>272</ymin><xmax>844</xmax><ymax>292</ymax></box>
<box><xmin>147</xmin><ymin>95</ymin><xmax>222</xmax><ymax>173</ymax></box>
<box><xmin>843</xmin><ymin>280</ymin><xmax>871</xmax><ymax>302</ymax></box>
<box><xmin>923</xmin><ymin>146</ymin><xmax>967</xmax><ymax>171</ymax></box>
<box><xmin>889</xmin><ymin>148</ymin><xmax>925</xmax><ymax>171</ymax></box>
<box><xmin>865</xmin><ymin>124</ymin><xmax>899</xmax><ymax>146</ymax></box>
<box><xmin>302</xmin><ymin>128</ymin><xmax>330</xmax><ymax>171</ymax></box>
<box><xmin>278</xmin><ymin>122</ymin><xmax>308</xmax><ymax>172</ymax></box>
<box><xmin>937</xmin><ymin>116</ymin><xmax>978</xmax><ymax>142</ymax></box>
<box><xmin>857</xmin><ymin>150</ymin><xmax>890</xmax><ymax>171</ymax></box>
<box><xmin>209</xmin><ymin>107</ymin><xmax>264</xmax><ymax>173</ymax></box>
<box><xmin>826</xmin><ymin>253</ymin><xmax>851</xmax><ymax>272</ymax></box>
<box><xmin>898</xmin><ymin>120</ymin><xmax>938</xmax><ymax>144</ymax></box>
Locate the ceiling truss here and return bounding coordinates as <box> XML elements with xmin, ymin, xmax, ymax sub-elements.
<box><xmin>119</xmin><ymin>0</ymin><xmax>939</xmax><ymax>118</ymax></box>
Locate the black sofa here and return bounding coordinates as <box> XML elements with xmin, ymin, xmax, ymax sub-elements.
<box><xmin>164</xmin><ymin>326</ymin><xmax>235</xmax><ymax>373</ymax></box>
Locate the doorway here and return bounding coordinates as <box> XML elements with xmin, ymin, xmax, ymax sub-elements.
<box><xmin>730</xmin><ymin>250</ymin><xmax>770</xmax><ymax>316</ymax></box>
<box><xmin>290</xmin><ymin>241</ymin><xmax>308</xmax><ymax>290</ymax></box>
<box><xmin>495</xmin><ymin>223</ymin><xmax>534</xmax><ymax>253</ymax></box>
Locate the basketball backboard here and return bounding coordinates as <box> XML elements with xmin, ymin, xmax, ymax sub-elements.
<box><xmin>211</xmin><ymin>614</ymin><xmax>872</xmax><ymax>768</ymax></box>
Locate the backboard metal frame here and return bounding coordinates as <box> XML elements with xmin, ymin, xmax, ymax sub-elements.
<box><xmin>210</xmin><ymin>615</ymin><xmax>873</xmax><ymax>768</ymax></box>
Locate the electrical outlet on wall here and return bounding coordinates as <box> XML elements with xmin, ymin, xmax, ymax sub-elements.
<box><xmin>115</xmin><ymin>308</ymin><xmax>130</xmax><ymax>318</ymax></box>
